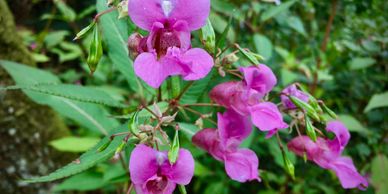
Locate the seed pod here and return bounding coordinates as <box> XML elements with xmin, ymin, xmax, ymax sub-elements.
<box><xmin>128</xmin><ymin>111</ymin><xmax>139</xmax><ymax>135</ymax></box>
<box><xmin>305</xmin><ymin>116</ymin><xmax>317</xmax><ymax>142</ymax></box>
<box><xmin>87</xmin><ymin>24</ymin><xmax>103</xmax><ymax>74</ymax></box>
<box><xmin>168</xmin><ymin>127</ymin><xmax>180</xmax><ymax>164</ymax></box>
<box><xmin>282</xmin><ymin>150</ymin><xmax>295</xmax><ymax>180</ymax></box>
<box><xmin>321</xmin><ymin>102</ymin><xmax>338</xmax><ymax>119</ymax></box>
<box><xmin>289</xmin><ymin>96</ymin><xmax>320</xmax><ymax>121</ymax></box>
<box><xmin>73</xmin><ymin>21</ymin><xmax>95</xmax><ymax>41</ymax></box>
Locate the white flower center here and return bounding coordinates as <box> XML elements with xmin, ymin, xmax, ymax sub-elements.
<box><xmin>161</xmin><ymin>0</ymin><xmax>173</xmax><ymax>17</ymax></box>
<box><xmin>156</xmin><ymin>152</ymin><xmax>166</xmax><ymax>166</ymax></box>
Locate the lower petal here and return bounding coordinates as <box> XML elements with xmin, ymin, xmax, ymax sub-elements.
<box><xmin>249</xmin><ymin>102</ymin><xmax>288</xmax><ymax>132</ymax></box>
<box><xmin>179</xmin><ymin>48</ymin><xmax>214</xmax><ymax>80</ymax></box>
<box><xmin>161</xmin><ymin>149</ymin><xmax>195</xmax><ymax>185</ymax></box>
<box><xmin>192</xmin><ymin>128</ymin><xmax>224</xmax><ymax>161</ymax></box>
<box><xmin>329</xmin><ymin>157</ymin><xmax>368</xmax><ymax>190</ymax></box>
<box><xmin>224</xmin><ymin>149</ymin><xmax>260</xmax><ymax>182</ymax></box>
<box><xmin>129</xmin><ymin>144</ymin><xmax>159</xmax><ymax>185</ymax></box>
<box><xmin>134</xmin><ymin>52</ymin><xmax>182</xmax><ymax>88</ymax></box>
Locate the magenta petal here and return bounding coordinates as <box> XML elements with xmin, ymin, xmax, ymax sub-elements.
<box><xmin>330</xmin><ymin>157</ymin><xmax>368</xmax><ymax>190</ymax></box>
<box><xmin>224</xmin><ymin>149</ymin><xmax>260</xmax><ymax>182</ymax></box>
<box><xmin>128</xmin><ymin>0</ymin><xmax>166</xmax><ymax>31</ymax></box>
<box><xmin>129</xmin><ymin>144</ymin><xmax>159</xmax><ymax>185</ymax></box>
<box><xmin>249</xmin><ymin>102</ymin><xmax>288</xmax><ymax>132</ymax></box>
<box><xmin>179</xmin><ymin>48</ymin><xmax>214</xmax><ymax>81</ymax></box>
<box><xmin>134</xmin><ymin>52</ymin><xmax>183</xmax><ymax>88</ymax></box>
<box><xmin>218</xmin><ymin>109</ymin><xmax>252</xmax><ymax>148</ymax></box>
<box><xmin>240</xmin><ymin>65</ymin><xmax>277</xmax><ymax>96</ymax></box>
<box><xmin>169</xmin><ymin>0</ymin><xmax>211</xmax><ymax>30</ymax></box>
<box><xmin>281</xmin><ymin>84</ymin><xmax>310</xmax><ymax>109</ymax></box>
<box><xmin>192</xmin><ymin>128</ymin><xmax>224</xmax><ymax>161</ymax></box>
<box><xmin>326</xmin><ymin>121</ymin><xmax>350</xmax><ymax>152</ymax></box>
<box><xmin>210</xmin><ymin>82</ymin><xmax>256</xmax><ymax>115</ymax></box>
<box><xmin>161</xmin><ymin>149</ymin><xmax>195</xmax><ymax>185</ymax></box>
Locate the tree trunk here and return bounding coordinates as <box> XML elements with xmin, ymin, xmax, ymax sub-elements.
<box><xmin>0</xmin><ymin>0</ymin><xmax>72</xmax><ymax>193</ymax></box>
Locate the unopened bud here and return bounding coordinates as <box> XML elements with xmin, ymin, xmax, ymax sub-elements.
<box><xmin>221</xmin><ymin>53</ymin><xmax>239</xmax><ymax>66</ymax></box>
<box><xmin>128</xmin><ymin>33</ymin><xmax>143</xmax><ymax>58</ymax></box>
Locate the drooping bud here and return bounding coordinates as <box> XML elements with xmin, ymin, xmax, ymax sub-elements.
<box><xmin>87</xmin><ymin>24</ymin><xmax>103</xmax><ymax>74</ymax></box>
<box><xmin>305</xmin><ymin>116</ymin><xmax>317</xmax><ymax>142</ymax></box>
<box><xmin>127</xmin><ymin>33</ymin><xmax>143</xmax><ymax>58</ymax></box>
<box><xmin>221</xmin><ymin>53</ymin><xmax>239</xmax><ymax>66</ymax></box>
<box><xmin>320</xmin><ymin>102</ymin><xmax>338</xmax><ymax>119</ymax></box>
<box><xmin>282</xmin><ymin>150</ymin><xmax>295</xmax><ymax>180</ymax></box>
<box><xmin>73</xmin><ymin>21</ymin><xmax>95</xmax><ymax>41</ymax></box>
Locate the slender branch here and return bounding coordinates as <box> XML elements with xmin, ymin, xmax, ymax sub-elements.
<box><xmin>182</xmin><ymin>103</ymin><xmax>222</xmax><ymax>107</ymax></box>
<box><xmin>142</xmin><ymin>104</ymin><xmax>160</xmax><ymax>119</ymax></box>
<box><xmin>94</xmin><ymin>7</ymin><xmax>116</xmax><ymax>22</ymax></box>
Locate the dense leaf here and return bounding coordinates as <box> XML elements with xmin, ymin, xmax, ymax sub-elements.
<box><xmin>371</xmin><ymin>155</ymin><xmax>388</xmax><ymax>194</ymax></box>
<box><xmin>50</xmin><ymin>137</ymin><xmax>101</xmax><ymax>153</ymax></box>
<box><xmin>261</xmin><ymin>0</ymin><xmax>297</xmax><ymax>22</ymax></box>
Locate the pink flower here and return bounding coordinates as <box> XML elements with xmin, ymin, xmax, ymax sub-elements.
<box><xmin>240</xmin><ymin>65</ymin><xmax>277</xmax><ymax>97</ymax></box>
<box><xmin>129</xmin><ymin>144</ymin><xmax>195</xmax><ymax>194</ymax></box>
<box><xmin>248</xmin><ymin>102</ymin><xmax>288</xmax><ymax>138</ymax></box>
<box><xmin>210</xmin><ymin>65</ymin><xmax>287</xmax><ymax>137</ymax></box>
<box><xmin>287</xmin><ymin>121</ymin><xmax>368</xmax><ymax>190</ymax></box>
<box><xmin>128</xmin><ymin>0</ymin><xmax>214</xmax><ymax>88</ymax></box>
<box><xmin>192</xmin><ymin>109</ymin><xmax>260</xmax><ymax>182</ymax></box>
<box><xmin>280</xmin><ymin>84</ymin><xmax>309</xmax><ymax>109</ymax></box>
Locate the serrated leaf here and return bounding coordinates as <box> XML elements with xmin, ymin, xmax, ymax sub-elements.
<box><xmin>0</xmin><ymin>84</ymin><xmax>127</xmax><ymax>108</ymax></box>
<box><xmin>24</xmin><ymin>124</ymin><xmax>132</xmax><ymax>183</ymax></box>
<box><xmin>364</xmin><ymin>92</ymin><xmax>388</xmax><ymax>112</ymax></box>
<box><xmin>0</xmin><ymin>60</ymin><xmax>119</xmax><ymax>135</ymax></box>
<box><xmin>96</xmin><ymin>1</ymin><xmax>152</xmax><ymax>95</ymax></box>
<box><xmin>50</xmin><ymin>137</ymin><xmax>101</xmax><ymax>153</ymax></box>
<box><xmin>53</xmin><ymin>171</ymin><xmax>106</xmax><ymax>191</ymax></box>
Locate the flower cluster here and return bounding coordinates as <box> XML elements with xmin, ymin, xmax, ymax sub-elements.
<box><xmin>128</xmin><ymin>0</ymin><xmax>214</xmax><ymax>88</ymax></box>
<box><xmin>124</xmin><ymin>0</ymin><xmax>368</xmax><ymax>192</ymax></box>
<box><xmin>210</xmin><ymin>65</ymin><xmax>288</xmax><ymax>138</ymax></box>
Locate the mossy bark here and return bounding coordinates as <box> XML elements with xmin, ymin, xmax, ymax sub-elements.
<box><xmin>0</xmin><ymin>0</ymin><xmax>72</xmax><ymax>193</ymax></box>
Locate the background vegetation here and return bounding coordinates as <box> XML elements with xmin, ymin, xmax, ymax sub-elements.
<box><xmin>1</xmin><ymin>0</ymin><xmax>387</xmax><ymax>193</ymax></box>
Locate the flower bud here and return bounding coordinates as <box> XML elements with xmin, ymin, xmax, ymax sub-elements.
<box><xmin>305</xmin><ymin>116</ymin><xmax>317</xmax><ymax>142</ymax></box>
<box><xmin>168</xmin><ymin>128</ymin><xmax>180</xmax><ymax>164</ymax></box>
<box><xmin>221</xmin><ymin>53</ymin><xmax>239</xmax><ymax>66</ymax></box>
<box><xmin>127</xmin><ymin>33</ymin><xmax>143</xmax><ymax>58</ymax></box>
<box><xmin>282</xmin><ymin>150</ymin><xmax>295</xmax><ymax>180</ymax></box>
<box><xmin>87</xmin><ymin>25</ymin><xmax>103</xmax><ymax>74</ymax></box>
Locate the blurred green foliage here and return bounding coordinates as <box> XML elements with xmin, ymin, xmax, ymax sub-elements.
<box><xmin>3</xmin><ymin>0</ymin><xmax>387</xmax><ymax>193</ymax></box>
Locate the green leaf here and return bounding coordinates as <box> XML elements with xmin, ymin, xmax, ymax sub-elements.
<box><xmin>253</xmin><ymin>34</ymin><xmax>273</xmax><ymax>60</ymax></box>
<box><xmin>349</xmin><ymin>57</ymin><xmax>376</xmax><ymax>70</ymax></box>
<box><xmin>50</xmin><ymin>137</ymin><xmax>100</xmax><ymax>153</ymax></box>
<box><xmin>337</xmin><ymin>115</ymin><xmax>368</xmax><ymax>134</ymax></box>
<box><xmin>53</xmin><ymin>0</ymin><xmax>76</xmax><ymax>22</ymax></box>
<box><xmin>0</xmin><ymin>60</ymin><xmax>119</xmax><ymax>135</ymax></box>
<box><xmin>236</xmin><ymin>44</ymin><xmax>260</xmax><ymax>65</ymax></box>
<box><xmin>178</xmin><ymin>122</ymin><xmax>200</xmax><ymax>140</ymax></box>
<box><xmin>24</xmin><ymin>124</ymin><xmax>134</xmax><ymax>183</ymax></box>
<box><xmin>53</xmin><ymin>171</ymin><xmax>106</xmax><ymax>191</ymax></box>
<box><xmin>287</xmin><ymin>16</ymin><xmax>306</xmax><ymax>36</ymax></box>
<box><xmin>211</xmin><ymin>13</ymin><xmax>234</xmax><ymax>50</ymax></box>
<box><xmin>371</xmin><ymin>155</ymin><xmax>388</xmax><ymax>194</ymax></box>
<box><xmin>180</xmin><ymin>70</ymin><xmax>214</xmax><ymax>104</ymax></box>
<box><xmin>44</xmin><ymin>30</ymin><xmax>69</xmax><ymax>48</ymax></box>
<box><xmin>0</xmin><ymin>84</ymin><xmax>127</xmax><ymax>108</ymax></box>
<box><xmin>261</xmin><ymin>0</ymin><xmax>297</xmax><ymax>22</ymax></box>
<box><xmin>364</xmin><ymin>92</ymin><xmax>388</xmax><ymax>112</ymax></box>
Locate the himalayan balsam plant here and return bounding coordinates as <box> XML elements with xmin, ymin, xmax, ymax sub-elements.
<box><xmin>17</xmin><ymin>0</ymin><xmax>369</xmax><ymax>193</ymax></box>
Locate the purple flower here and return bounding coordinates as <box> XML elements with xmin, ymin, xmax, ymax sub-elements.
<box><xmin>248</xmin><ymin>102</ymin><xmax>288</xmax><ymax>138</ymax></box>
<box><xmin>129</xmin><ymin>144</ymin><xmax>195</xmax><ymax>194</ymax></box>
<box><xmin>192</xmin><ymin>109</ymin><xmax>260</xmax><ymax>182</ymax></box>
<box><xmin>240</xmin><ymin>65</ymin><xmax>277</xmax><ymax>97</ymax></box>
<box><xmin>128</xmin><ymin>0</ymin><xmax>214</xmax><ymax>88</ymax></box>
<box><xmin>281</xmin><ymin>84</ymin><xmax>310</xmax><ymax>109</ymax></box>
<box><xmin>210</xmin><ymin>65</ymin><xmax>287</xmax><ymax>137</ymax></box>
<box><xmin>287</xmin><ymin>121</ymin><xmax>368</xmax><ymax>190</ymax></box>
